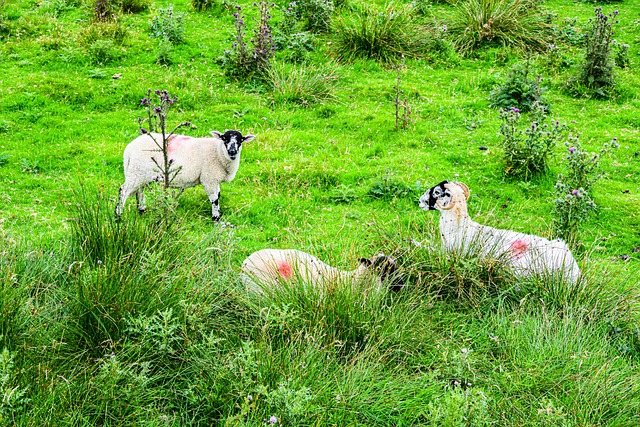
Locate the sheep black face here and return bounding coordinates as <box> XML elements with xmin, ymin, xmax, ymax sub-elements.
<box><xmin>359</xmin><ymin>253</ymin><xmax>404</xmax><ymax>292</ymax></box>
<box><xmin>419</xmin><ymin>180</ymin><xmax>451</xmax><ymax>211</ymax></box>
<box><xmin>211</xmin><ymin>130</ymin><xmax>255</xmax><ymax>160</ymax></box>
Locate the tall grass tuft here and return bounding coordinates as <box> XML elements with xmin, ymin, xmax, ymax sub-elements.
<box><xmin>448</xmin><ymin>0</ymin><xmax>552</xmax><ymax>54</ymax></box>
<box><xmin>332</xmin><ymin>4</ymin><xmax>430</xmax><ymax>64</ymax></box>
<box><xmin>266</xmin><ymin>62</ymin><xmax>339</xmax><ymax>105</ymax></box>
<box><xmin>66</xmin><ymin>189</ymin><xmax>188</xmax><ymax>355</ymax></box>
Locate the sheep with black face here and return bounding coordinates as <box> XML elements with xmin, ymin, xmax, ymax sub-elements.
<box><xmin>419</xmin><ymin>180</ymin><xmax>581</xmax><ymax>283</ymax></box>
<box><xmin>241</xmin><ymin>249</ymin><xmax>404</xmax><ymax>294</ymax></box>
<box><xmin>115</xmin><ymin>130</ymin><xmax>254</xmax><ymax>221</ymax></box>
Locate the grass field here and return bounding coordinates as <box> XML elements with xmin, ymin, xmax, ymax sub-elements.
<box><xmin>1</xmin><ymin>0</ymin><xmax>640</xmax><ymax>425</ymax></box>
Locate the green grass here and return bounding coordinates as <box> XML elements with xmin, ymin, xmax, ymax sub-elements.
<box><xmin>1</xmin><ymin>0</ymin><xmax>640</xmax><ymax>424</ymax></box>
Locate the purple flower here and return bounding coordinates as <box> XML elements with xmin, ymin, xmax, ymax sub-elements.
<box><xmin>184</xmin><ymin>121</ymin><xmax>191</xmax><ymax>127</ymax></box>
<box><xmin>140</xmin><ymin>128</ymin><xmax>148</xmax><ymax>134</ymax></box>
<box><xmin>269</xmin><ymin>416</ymin><xmax>277</xmax><ymax>424</ymax></box>
<box><xmin>141</xmin><ymin>97</ymin><xmax>148</xmax><ymax>105</ymax></box>
<box><xmin>572</xmin><ymin>190</ymin><xmax>579</xmax><ymax>195</ymax></box>
<box><xmin>154</xmin><ymin>107</ymin><xmax>162</xmax><ymax>114</ymax></box>
<box><xmin>569</xmin><ymin>147</ymin><xmax>575</xmax><ymax>153</ymax></box>
<box><xmin>155</xmin><ymin>89</ymin><xmax>161</xmax><ymax>95</ymax></box>
<box><xmin>247</xmin><ymin>395</ymin><xmax>253</xmax><ymax>401</ymax></box>
<box><xmin>442</xmin><ymin>25</ymin><xmax>447</xmax><ymax>32</ymax></box>
<box><xmin>169</xmin><ymin>158</ymin><xmax>174</xmax><ymax>164</ymax></box>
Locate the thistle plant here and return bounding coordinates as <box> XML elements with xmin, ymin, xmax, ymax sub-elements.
<box><xmin>138</xmin><ymin>89</ymin><xmax>190</xmax><ymax>196</ymax></box>
<box><xmin>250</xmin><ymin>1</ymin><xmax>276</xmax><ymax>74</ymax></box>
<box><xmin>552</xmin><ymin>136</ymin><xmax>619</xmax><ymax>241</ymax></box>
<box><xmin>392</xmin><ymin>58</ymin><xmax>412</xmax><ymax>131</ymax></box>
<box><xmin>222</xmin><ymin>3</ymin><xmax>275</xmax><ymax>80</ymax></box>
<box><xmin>499</xmin><ymin>102</ymin><xmax>566</xmax><ymax>180</ymax></box>
<box><xmin>93</xmin><ymin>0</ymin><xmax>118</xmax><ymax>22</ymax></box>
<box><xmin>579</xmin><ymin>8</ymin><xmax>618</xmax><ymax>92</ymax></box>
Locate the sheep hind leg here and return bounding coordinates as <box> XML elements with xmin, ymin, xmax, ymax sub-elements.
<box><xmin>115</xmin><ymin>181</ymin><xmax>139</xmax><ymax>218</ymax></box>
<box><xmin>135</xmin><ymin>187</ymin><xmax>146</xmax><ymax>214</ymax></box>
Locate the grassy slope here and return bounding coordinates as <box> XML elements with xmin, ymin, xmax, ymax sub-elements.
<box><xmin>1</xmin><ymin>0</ymin><xmax>640</xmax><ymax>425</ymax></box>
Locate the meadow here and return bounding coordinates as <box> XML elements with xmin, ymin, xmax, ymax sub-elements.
<box><xmin>1</xmin><ymin>0</ymin><xmax>639</xmax><ymax>424</ymax></box>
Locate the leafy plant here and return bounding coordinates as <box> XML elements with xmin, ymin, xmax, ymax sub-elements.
<box><xmin>332</xmin><ymin>4</ymin><xmax>430</xmax><ymax>64</ymax></box>
<box><xmin>289</xmin><ymin>0</ymin><xmax>334</xmax><ymax>33</ymax></box>
<box><xmin>367</xmin><ymin>174</ymin><xmax>416</xmax><ymax>200</ymax></box>
<box><xmin>0</xmin><ymin>153</ymin><xmax>9</xmax><ymax>167</ymax></box>
<box><xmin>20</xmin><ymin>158</ymin><xmax>38</xmax><ymax>174</ymax></box>
<box><xmin>489</xmin><ymin>60</ymin><xmax>549</xmax><ymax>113</ymax></box>
<box><xmin>578</xmin><ymin>7</ymin><xmax>618</xmax><ymax>93</ymax></box>
<box><xmin>0</xmin><ymin>349</ymin><xmax>29</xmax><ymax>424</ymax></box>
<box><xmin>448</xmin><ymin>0</ymin><xmax>552</xmax><ymax>54</ymax></box>
<box><xmin>150</xmin><ymin>6</ymin><xmax>185</xmax><ymax>44</ymax></box>
<box><xmin>611</xmin><ymin>39</ymin><xmax>629</xmax><ymax>68</ymax></box>
<box><xmin>552</xmin><ymin>136</ymin><xmax>619</xmax><ymax>241</ymax></box>
<box><xmin>499</xmin><ymin>103</ymin><xmax>566</xmax><ymax>180</ymax></box>
<box><xmin>155</xmin><ymin>36</ymin><xmax>174</xmax><ymax>65</ymax></box>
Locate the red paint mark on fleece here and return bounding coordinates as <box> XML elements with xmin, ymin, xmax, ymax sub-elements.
<box><xmin>278</xmin><ymin>262</ymin><xmax>293</xmax><ymax>280</ymax></box>
<box><xmin>167</xmin><ymin>135</ymin><xmax>192</xmax><ymax>155</ymax></box>
<box><xmin>510</xmin><ymin>239</ymin><xmax>529</xmax><ymax>260</ymax></box>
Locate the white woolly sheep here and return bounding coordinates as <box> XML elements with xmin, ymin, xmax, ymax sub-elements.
<box><xmin>419</xmin><ymin>180</ymin><xmax>581</xmax><ymax>283</ymax></box>
<box><xmin>115</xmin><ymin>130</ymin><xmax>254</xmax><ymax>221</ymax></box>
<box><xmin>241</xmin><ymin>249</ymin><xmax>403</xmax><ymax>294</ymax></box>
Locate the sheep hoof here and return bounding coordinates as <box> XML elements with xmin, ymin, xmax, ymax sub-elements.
<box><xmin>213</xmin><ymin>214</ymin><xmax>222</xmax><ymax>222</ymax></box>
<box><xmin>137</xmin><ymin>208</ymin><xmax>146</xmax><ymax>214</ymax></box>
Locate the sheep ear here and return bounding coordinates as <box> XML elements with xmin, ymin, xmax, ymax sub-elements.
<box><xmin>359</xmin><ymin>258</ymin><xmax>373</xmax><ymax>267</ymax></box>
<box><xmin>453</xmin><ymin>182</ymin><xmax>470</xmax><ymax>200</ymax></box>
<box><xmin>243</xmin><ymin>134</ymin><xmax>255</xmax><ymax>143</ymax></box>
<box><xmin>210</xmin><ymin>131</ymin><xmax>223</xmax><ymax>138</ymax></box>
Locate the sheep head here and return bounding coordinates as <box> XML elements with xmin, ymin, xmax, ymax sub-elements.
<box><xmin>419</xmin><ymin>180</ymin><xmax>469</xmax><ymax>212</ymax></box>
<box><xmin>358</xmin><ymin>253</ymin><xmax>404</xmax><ymax>292</ymax></box>
<box><xmin>211</xmin><ymin>130</ymin><xmax>255</xmax><ymax>160</ymax></box>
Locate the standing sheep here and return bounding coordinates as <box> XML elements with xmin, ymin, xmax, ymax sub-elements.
<box><xmin>115</xmin><ymin>130</ymin><xmax>254</xmax><ymax>221</ymax></box>
<box><xmin>241</xmin><ymin>249</ymin><xmax>403</xmax><ymax>294</ymax></box>
<box><xmin>419</xmin><ymin>180</ymin><xmax>581</xmax><ymax>283</ymax></box>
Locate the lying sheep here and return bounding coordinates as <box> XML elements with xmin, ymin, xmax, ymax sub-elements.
<box><xmin>115</xmin><ymin>130</ymin><xmax>254</xmax><ymax>221</ymax></box>
<box><xmin>419</xmin><ymin>180</ymin><xmax>581</xmax><ymax>283</ymax></box>
<box><xmin>241</xmin><ymin>249</ymin><xmax>403</xmax><ymax>294</ymax></box>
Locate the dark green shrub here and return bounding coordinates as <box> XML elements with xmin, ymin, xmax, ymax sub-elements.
<box><xmin>333</xmin><ymin>4</ymin><xmax>430</xmax><ymax>64</ymax></box>
<box><xmin>489</xmin><ymin>60</ymin><xmax>549</xmax><ymax>113</ymax></box>
<box><xmin>499</xmin><ymin>103</ymin><xmax>566</xmax><ymax>180</ymax></box>
<box><xmin>448</xmin><ymin>0</ymin><xmax>552</xmax><ymax>54</ymax></box>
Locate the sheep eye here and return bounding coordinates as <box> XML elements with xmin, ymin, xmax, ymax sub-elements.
<box><xmin>433</xmin><ymin>188</ymin><xmax>442</xmax><ymax>196</ymax></box>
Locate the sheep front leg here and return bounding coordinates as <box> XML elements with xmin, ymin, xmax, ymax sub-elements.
<box><xmin>204</xmin><ymin>181</ymin><xmax>222</xmax><ymax>221</ymax></box>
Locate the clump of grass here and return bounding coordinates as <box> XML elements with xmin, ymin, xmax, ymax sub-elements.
<box><xmin>67</xmin><ymin>189</ymin><xmax>189</xmax><ymax>355</ymax></box>
<box><xmin>266</xmin><ymin>62</ymin><xmax>339</xmax><ymax>105</ymax></box>
<box><xmin>448</xmin><ymin>0</ymin><xmax>552</xmax><ymax>54</ymax></box>
<box><xmin>332</xmin><ymin>4</ymin><xmax>430</xmax><ymax>64</ymax></box>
